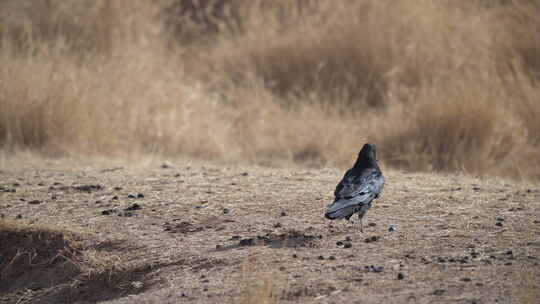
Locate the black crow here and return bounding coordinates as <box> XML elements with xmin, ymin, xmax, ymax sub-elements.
<box><xmin>325</xmin><ymin>143</ymin><xmax>384</xmax><ymax>232</ymax></box>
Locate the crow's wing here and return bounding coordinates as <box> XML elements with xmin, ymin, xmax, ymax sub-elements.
<box><xmin>334</xmin><ymin>168</ymin><xmax>384</xmax><ymax>200</ymax></box>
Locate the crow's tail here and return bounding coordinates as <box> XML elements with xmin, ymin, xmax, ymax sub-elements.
<box><xmin>325</xmin><ymin>199</ymin><xmax>358</xmax><ymax>220</ymax></box>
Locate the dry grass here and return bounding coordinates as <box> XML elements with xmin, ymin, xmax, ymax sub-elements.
<box><xmin>1</xmin><ymin>0</ymin><xmax>540</xmax><ymax>180</ymax></box>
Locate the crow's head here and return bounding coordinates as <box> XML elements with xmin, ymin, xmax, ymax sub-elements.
<box><xmin>359</xmin><ymin>143</ymin><xmax>377</xmax><ymax>161</ymax></box>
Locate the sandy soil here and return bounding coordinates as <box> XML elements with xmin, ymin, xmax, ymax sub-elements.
<box><xmin>1</xmin><ymin>158</ymin><xmax>539</xmax><ymax>304</ymax></box>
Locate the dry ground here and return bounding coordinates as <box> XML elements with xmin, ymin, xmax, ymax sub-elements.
<box><xmin>1</xmin><ymin>157</ymin><xmax>539</xmax><ymax>304</ymax></box>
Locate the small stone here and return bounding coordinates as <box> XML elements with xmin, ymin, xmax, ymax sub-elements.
<box><xmin>368</xmin><ymin>222</ymin><xmax>377</xmax><ymax>227</ymax></box>
<box><xmin>318</xmin><ymin>255</ymin><xmax>325</xmax><ymax>260</ymax></box>
<box><xmin>239</xmin><ymin>238</ymin><xmax>255</xmax><ymax>246</ymax></box>
<box><xmin>215</xmin><ymin>244</ymin><xmax>222</xmax><ymax>249</ymax></box>
<box><xmin>223</xmin><ymin>208</ymin><xmax>230</xmax><ymax>214</ymax></box>
<box><xmin>495</xmin><ymin>222</ymin><xmax>503</xmax><ymax>227</ymax></box>
<box><xmin>128</xmin><ymin>194</ymin><xmax>136</xmax><ymax>198</ymax></box>
<box><xmin>336</xmin><ymin>241</ymin><xmax>344</xmax><ymax>247</ymax></box>
<box><xmin>101</xmin><ymin>209</ymin><xmax>114</xmax><ymax>215</ymax></box>
<box><xmin>292</xmin><ymin>254</ymin><xmax>298</xmax><ymax>258</ymax></box>
<box><xmin>112</xmin><ymin>195</ymin><xmax>119</xmax><ymax>200</ymax></box>
<box><xmin>280</xmin><ymin>211</ymin><xmax>287</xmax><ymax>217</ymax></box>
<box><xmin>16</xmin><ymin>214</ymin><xmax>22</xmax><ymax>219</ymax></box>
<box><xmin>125</xmin><ymin>203</ymin><xmax>142</xmax><ymax>211</ymax></box>
<box><xmin>95</xmin><ymin>200</ymin><xmax>102</xmax><ymax>204</ymax></box>
<box><xmin>389</xmin><ymin>225</ymin><xmax>396</xmax><ymax>232</ymax></box>
<box><xmin>12</xmin><ymin>183</ymin><xmax>20</xmax><ymax>187</ymax></box>
<box><xmin>461</xmin><ymin>277</ymin><xmax>471</xmax><ymax>282</ymax></box>
<box><xmin>433</xmin><ymin>289</ymin><xmax>446</xmax><ymax>296</ymax></box>
<box><xmin>273</xmin><ymin>222</ymin><xmax>282</xmax><ymax>228</ymax></box>
<box><xmin>28</xmin><ymin>200</ymin><xmax>41</xmax><ymax>205</ymax></box>
<box><xmin>344</xmin><ymin>242</ymin><xmax>352</xmax><ymax>248</ymax></box>
<box><xmin>397</xmin><ymin>273</ymin><xmax>404</xmax><ymax>280</ymax></box>
<box><xmin>371</xmin><ymin>265</ymin><xmax>384</xmax><ymax>273</ymax></box>
<box><xmin>137</xmin><ymin>193</ymin><xmax>144</xmax><ymax>198</ymax></box>
<box><xmin>329</xmin><ymin>256</ymin><xmax>336</xmax><ymax>260</ymax></box>
<box><xmin>241</xmin><ymin>172</ymin><xmax>249</xmax><ymax>176</ymax></box>
<box><xmin>51</xmin><ymin>195</ymin><xmax>57</xmax><ymax>200</ymax></box>
<box><xmin>495</xmin><ymin>216</ymin><xmax>505</xmax><ymax>222</ymax></box>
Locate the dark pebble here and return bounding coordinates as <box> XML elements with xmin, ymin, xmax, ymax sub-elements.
<box><xmin>95</xmin><ymin>200</ymin><xmax>102</xmax><ymax>204</ymax></box>
<box><xmin>292</xmin><ymin>254</ymin><xmax>298</xmax><ymax>258</ymax></box>
<box><xmin>273</xmin><ymin>222</ymin><xmax>282</xmax><ymax>228</ymax></box>
<box><xmin>329</xmin><ymin>256</ymin><xmax>336</xmax><ymax>260</ymax></box>
<box><xmin>505</xmin><ymin>262</ymin><xmax>512</xmax><ymax>266</ymax></box>
<box><xmin>101</xmin><ymin>209</ymin><xmax>115</xmax><ymax>215</ymax></box>
<box><xmin>137</xmin><ymin>193</ymin><xmax>144</xmax><ymax>198</ymax></box>
<box><xmin>51</xmin><ymin>195</ymin><xmax>57</xmax><ymax>200</ymax></box>
<box><xmin>336</xmin><ymin>241</ymin><xmax>344</xmax><ymax>247</ymax></box>
<box><xmin>344</xmin><ymin>242</ymin><xmax>352</xmax><ymax>248</ymax></box>
<box><xmin>505</xmin><ymin>250</ymin><xmax>513</xmax><ymax>255</ymax></box>
<box><xmin>461</xmin><ymin>277</ymin><xmax>471</xmax><ymax>282</ymax></box>
<box><xmin>495</xmin><ymin>222</ymin><xmax>503</xmax><ymax>227</ymax></box>
<box><xmin>12</xmin><ymin>183</ymin><xmax>20</xmax><ymax>187</ymax></box>
<box><xmin>241</xmin><ymin>172</ymin><xmax>249</xmax><ymax>176</ymax></box>
<box><xmin>230</xmin><ymin>235</ymin><xmax>240</xmax><ymax>240</ymax></box>
<box><xmin>433</xmin><ymin>289</ymin><xmax>446</xmax><ymax>296</ymax></box>
<box><xmin>371</xmin><ymin>265</ymin><xmax>384</xmax><ymax>273</ymax></box>
<box><xmin>280</xmin><ymin>211</ymin><xmax>287</xmax><ymax>217</ymax></box>
<box><xmin>239</xmin><ymin>238</ymin><xmax>255</xmax><ymax>246</ymax></box>
<box><xmin>368</xmin><ymin>222</ymin><xmax>377</xmax><ymax>227</ymax></box>
<box><xmin>318</xmin><ymin>256</ymin><xmax>325</xmax><ymax>260</ymax></box>
<box><xmin>495</xmin><ymin>216</ymin><xmax>505</xmax><ymax>222</ymax></box>
<box><xmin>125</xmin><ymin>203</ymin><xmax>142</xmax><ymax>211</ymax></box>
<box><xmin>388</xmin><ymin>225</ymin><xmax>396</xmax><ymax>232</ymax></box>
<box><xmin>28</xmin><ymin>200</ymin><xmax>41</xmax><ymax>205</ymax></box>
<box><xmin>128</xmin><ymin>194</ymin><xmax>136</xmax><ymax>198</ymax></box>
<box><xmin>397</xmin><ymin>273</ymin><xmax>404</xmax><ymax>280</ymax></box>
<box><xmin>16</xmin><ymin>214</ymin><xmax>22</xmax><ymax>219</ymax></box>
<box><xmin>181</xmin><ymin>292</ymin><xmax>187</xmax><ymax>297</ymax></box>
<box><xmin>215</xmin><ymin>244</ymin><xmax>222</xmax><ymax>249</ymax></box>
<box><xmin>365</xmin><ymin>236</ymin><xmax>380</xmax><ymax>243</ymax></box>
<box><xmin>473</xmin><ymin>187</ymin><xmax>481</xmax><ymax>191</ymax></box>
<box><xmin>223</xmin><ymin>208</ymin><xmax>230</xmax><ymax>214</ymax></box>
<box><xmin>114</xmin><ymin>187</ymin><xmax>123</xmax><ymax>191</ymax></box>
<box><xmin>112</xmin><ymin>195</ymin><xmax>119</xmax><ymax>200</ymax></box>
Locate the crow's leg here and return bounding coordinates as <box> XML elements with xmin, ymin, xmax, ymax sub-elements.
<box><xmin>358</xmin><ymin>213</ymin><xmax>364</xmax><ymax>233</ymax></box>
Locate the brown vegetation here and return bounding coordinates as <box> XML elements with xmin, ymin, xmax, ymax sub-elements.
<box><xmin>0</xmin><ymin>0</ymin><xmax>540</xmax><ymax>180</ymax></box>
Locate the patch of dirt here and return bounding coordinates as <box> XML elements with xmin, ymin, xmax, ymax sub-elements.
<box><xmin>1</xmin><ymin>158</ymin><xmax>539</xmax><ymax>304</ymax></box>
<box><xmin>237</xmin><ymin>230</ymin><xmax>321</xmax><ymax>249</ymax></box>
<box><xmin>0</xmin><ymin>223</ymin><xmax>156</xmax><ymax>304</ymax></box>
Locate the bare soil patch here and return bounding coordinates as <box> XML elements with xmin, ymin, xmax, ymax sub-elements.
<box><xmin>1</xmin><ymin>158</ymin><xmax>539</xmax><ymax>303</ymax></box>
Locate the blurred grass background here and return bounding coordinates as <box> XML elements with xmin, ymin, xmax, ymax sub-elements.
<box><xmin>0</xmin><ymin>0</ymin><xmax>539</xmax><ymax>180</ymax></box>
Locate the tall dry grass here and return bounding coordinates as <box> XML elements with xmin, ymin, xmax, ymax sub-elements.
<box><xmin>0</xmin><ymin>0</ymin><xmax>539</xmax><ymax>180</ymax></box>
